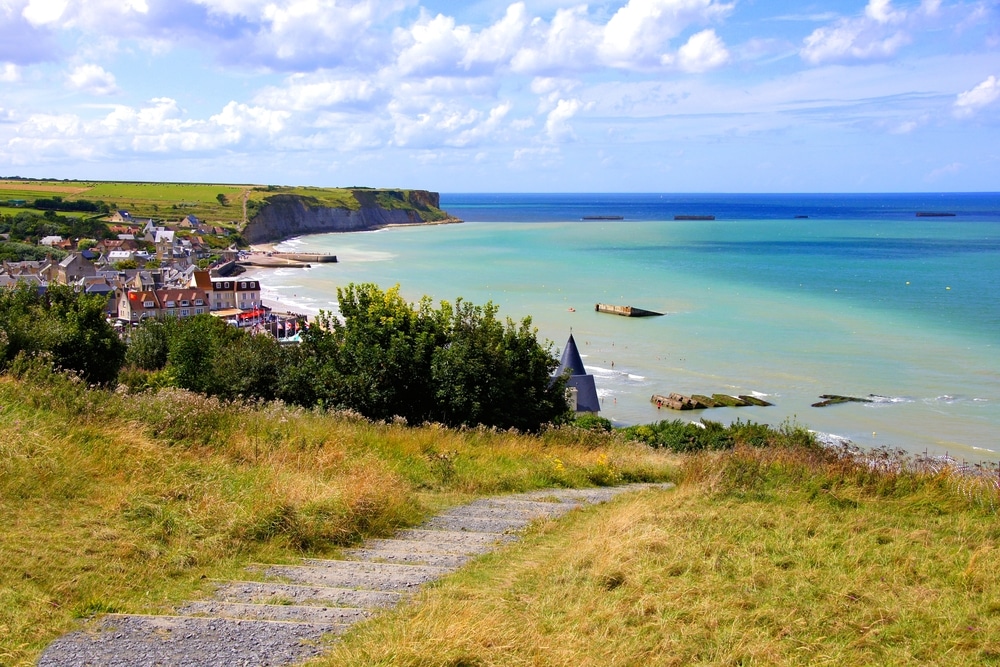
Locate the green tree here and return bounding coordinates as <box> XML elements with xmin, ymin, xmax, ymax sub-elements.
<box><xmin>0</xmin><ymin>282</ymin><xmax>125</xmax><ymax>385</ymax></box>
<box><xmin>125</xmin><ymin>319</ymin><xmax>174</xmax><ymax>371</ymax></box>
<box><xmin>211</xmin><ymin>331</ymin><xmax>285</xmax><ymax>402</ymax></box>
<box><xmin>216</xmin><ymin>193</ymin><xmax>228</xmax><ymax>206</ymax></box>
<box><xmin>324</xmin><ymin>284</ymin><xmax>445</xmax><ymax>422</ymax></box>
<box><xmin>431</xmin><ymin>299</ymin><xmax>568</xmax><ymax>430</ymax></box>
<box><xmin>166</xmin><ymin>314</ymin><xmax>236</xmax><ymax>394</ymax></box>
<box><xmin>283</xmin><ymin>283</ymin><xmax>568</xmax><ymax>430</ymax></box>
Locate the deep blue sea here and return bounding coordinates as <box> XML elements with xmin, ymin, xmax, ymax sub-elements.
<box><xmin>251</xmin><ymin>193</ymin><xmax>1000</xmax><ymax>462</ymax></box>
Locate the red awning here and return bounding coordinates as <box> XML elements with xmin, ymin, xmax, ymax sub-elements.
<box><xmin>237</xmin><ymin>308</ymin><xmax>267</xmax><ymax>320</ymax></box>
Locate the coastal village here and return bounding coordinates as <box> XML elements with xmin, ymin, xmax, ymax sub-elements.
<box><xmin>0</xmin><ymin>207</ymin><xmax>304</xmax><ymax>339</ymax></box>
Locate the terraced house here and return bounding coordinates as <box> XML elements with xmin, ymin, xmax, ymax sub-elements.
<box><xmin>118</xmin><ymin>288</ymin><xmax>209</xmax><ymax>324</ymax></box>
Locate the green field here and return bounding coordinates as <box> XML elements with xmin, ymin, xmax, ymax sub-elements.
<box><xmin>1</xmin><ymin>180</ymin><xmax>447</xmax><ymax>228</ymax></box>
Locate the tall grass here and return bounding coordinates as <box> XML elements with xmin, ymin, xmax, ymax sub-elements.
<box><xmin>0</xmin><ymin>369</ymin><xmax>676</xmax><ymax>666</ymax></box>
<box><xmin>315</xmin><ymin>443</ymin><xmax>1000</xmax><ymax>667</ymax></box>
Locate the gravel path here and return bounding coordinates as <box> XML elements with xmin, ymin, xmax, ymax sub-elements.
<box><xmin>38</xmin><ymin>483</ymin><xmax>671</xmax><ymax>666</ymax></box>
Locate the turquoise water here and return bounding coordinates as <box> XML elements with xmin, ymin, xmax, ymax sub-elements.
<box><xmin>249</xmin><ymin>194</ymin><xmax>1000</xmax><ymax>462</ymax></box>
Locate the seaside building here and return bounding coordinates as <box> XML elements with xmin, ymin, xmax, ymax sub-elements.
<box><xmin>555</xmin><ymin>333</ymin><xmax>600</xmax><ymax>415</ymax></box>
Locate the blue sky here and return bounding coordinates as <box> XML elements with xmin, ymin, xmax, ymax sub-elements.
<box><xmin>0</xmin><ymin>0</ymin><xmax>997</xmax><ymax>192</ymax></box>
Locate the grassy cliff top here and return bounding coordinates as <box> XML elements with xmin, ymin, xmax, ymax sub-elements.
<box><xmin>0</xmin><ymin>179</ymin><xmax>445</xmax><ymax>226</ymax></box>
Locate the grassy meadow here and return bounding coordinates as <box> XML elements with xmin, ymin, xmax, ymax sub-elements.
<box><xmin>314</xmin><ymin>447</ymin><xmax>1000</xmax><ymax>666</ymax></box>
<box><xmin>2</xmin><ymin>365</ymin><xmax>998</xmax><ymax>665</ymax></box>
<box><xmin>0</xmin><ymin>369</ymin><xmax>674</xmax><ymax>666</ymax></box>
<box><xmin>1</xmin><ymin>179</ymin><xmax>254</xmax><ymax>225</ymax></box>
<box><xmin>0</xmin><ymin>179</ymin><xmax>441</xmax><ymax>226</ymax></box>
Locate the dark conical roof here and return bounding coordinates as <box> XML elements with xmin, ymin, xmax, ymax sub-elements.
<box><xmin>556</xmin><ymin>333</ymin><xmax>587</xmax><ymax>377</ymax></box>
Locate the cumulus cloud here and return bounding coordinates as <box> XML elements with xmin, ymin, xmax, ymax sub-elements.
<box><xmin>66</xmin><ymin>64</ymin><xmax>120</xmax><ymax>96</ymax></box>
<box><xmin>801</xmin><ymin>0</ymin><xmax>911</xmax><ymax>64</ymax></box>
<box><xmin>460</xmin><ymin>2</ymin><xmax>529</xmax><ymax>71</ymax></box>
<box><xmin>211</xmin><ymin>101</ymin><xmax>290</xmax><ymax>137</ymax></box>
<box><xmin>21</xmin><ymin>0</ymin><xmax>70</xmax><ymax>26</ymax></box>
<box><xmin>675</xmin><ymin>29</ymin><xmax>730</xmax><ymax>72</ymax></box>
<box><xmin>865</xmin><ymin>0</ymin><xmax>904</xmax><ymax>24</ymax></box>
<box><xmin>510</xmin><ymin>5</ymin><xmax>602</xmax><ymax>73</ymax></box>
<box><xmin>953</xmin><ymin>75</ymin><xmax>1000</xmax><ymax>118</ymax></box>
<box><xmin>254</xmin><ymin>72</ymin><xmax>381</xmax><ymax>112</ymax></box>
<box><xmin>394</xmin><ymin>12</ymin><xmax>470</xmax><ymax>76</ymax></box>
<box><xmin>7</xmin><ymin>95</ymin><xmax>293</xmax><ymax>162</ymax></box>
<box><xmin>545</xmin><ymin>98</ymin><xmax>583</xmax><ymax>142</ymax></box>
<box><xmin>1</xmin><ymin>63</ymin><xmax>20</xmax><ymax>82</ymax></box>
<box><xmin>599</xmin><ymin>0</ymin><xmax>733</xmax><ymax>68</ymax></box>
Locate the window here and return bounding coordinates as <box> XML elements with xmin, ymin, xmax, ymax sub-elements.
<box><xmin>165</xmin><ymin>301</ymin><xmax>176</xmax><ymax>308</ymax></box>
<box><xmin>180</xmin><ymin>310</ymin><xmax>189</xmax><ymax>317</ymax></box>
<box><xmin>240</xmin><ymin>282</ymin><xmax>247</xmax><ymax>289</ymax></box>
<box><xmin>194</xmin><ymin>299</ymin><xmax>204</xmax><ymax>306</ymax></box>
<box><xmin>143</xmin><ymin>301</ymin><xmax>154</xmax><ymax>308</ymax></box>
<box><xmin>180</xmin><ymin>300</ymin><xmax>190</xmax><ymax>307</ymax></box>
<box><xmin>224</xmin><ymin>282</ymin><xmax>231</xmax><ymax>289</ymax></box>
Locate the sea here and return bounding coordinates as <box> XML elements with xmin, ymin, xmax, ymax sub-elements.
<box><xmin>247</xmin><ymin>193</ymin><xmax>1000</xmax><ymax>463</ymax></box>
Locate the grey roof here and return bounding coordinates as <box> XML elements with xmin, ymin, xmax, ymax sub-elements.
<box><xmin>555</xmin><ymin>334</ymin><xmax>600</xmax><ymax>414</ymax></box>
<box><xmin>555</xmin><ymin>333</ymin><xmax>587</xmax><ymax>377</ymax></box>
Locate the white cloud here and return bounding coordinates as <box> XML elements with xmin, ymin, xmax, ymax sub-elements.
<box><xmin>801</xmin><ymin>0</ymin><xmax>913</xmax><ymax>64</ymax></box>
<box><xmin>530</xmin><ymin>77</ymin><xmax>579</xmax><ymax>96</ymax></box>
<box><xmin>394</xmin><ymin>12</ymin><xmax>470</xmax><ymax>76</ymax></box>
<box><xmin>954</xmin><ymin>75</ymin><xmax>1000</xmax><ymax>118</ymax></box>
<box><xmin>66</xmin><ymin>64</ymin><xmax>120</xmax><ymax>96</ymax></box>
<box><xmin>600</xmin><ymin>0</ymin><xmax>733</xmax><ymax>68</ymax></box>
<box><xmin>509</xmin><ymin>0</ymin><xmax>733</xmax><ymax>73</ymax></box>
<box><xmin>510</xmin><ymin>6</ymin><xmax>601</xmax><ymax>73</ymax></box>
<box><xmin>865</xmin><ymin>0</ymin><xmax>903</xmax><ymax>24</ymax></box>
<box><xmin>545</xmin><ymin>98</ymin><xmax>582</xmax><ymax>141</ymax></box>
<box><xmin>388</xmin><ymin>97</ymin><xmax>513</xmax><ymax>148</ymax></box>
<box><xmin>6</xmin><ymin>95</ymin><xmax>295</xmax><ymax>163</ymax></box>
<box><xmin>254</xmin><ymin>72</ymin><xmax>380</xmax><ymax>112</ymax></box>
<box><xmin>22</xmin><ymin>0</ymin><xmax>70</xmax><ymax>26</ymax></box>
<box><xmin>675</xmin><ymin>28</ymin><xmax>729</xmax><ymax>72</ymax></box>
<box><xmin>211</xmin><ymin>100</ymin><xmax>290</xmax><ymax>137</ymax></box>
<box><xmin>460</xmin><ymin>2</ymin><xmax>529</xmax><ymax>70</ymax></box>
<box><xmin>531</xmin><ymin>76</ymin><xmax>580</xmax><ymax>113</ymax></box>
<box><xmin>1</xmin><ymin>63</ymin><xmax>20</xmax><ymax>82</ymax></box>
<box><xmin>452</xmin><ymin>101</ymin><xmax>512</xmax><ymax>147</ymax></box>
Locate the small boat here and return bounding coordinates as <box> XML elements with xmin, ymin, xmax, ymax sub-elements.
<box><xmin>916</xmin><ymin>212</ymin><xmax>956</xmax><ymax>217</ymax></box>
<box><xmin>674</xmin><ymin>215</ymin><xmax>715</xmax><ymax>220</ymax></box>
<box><xmin>582</xmin><ymin>215</ymin><xmax>624</xmax><ymax>220</ymax></box>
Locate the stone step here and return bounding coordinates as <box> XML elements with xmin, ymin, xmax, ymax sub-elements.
<box><xmin>357</xmin><ymin>537</ymin><xmax>493</xmax><ymax>555</ymax></box>
<box><xmin>264</xmin><ymin>560</ymin><xmax>448</xmax><ymax>592</ymax></box>
<box><xmin>391</xmin><ymin>528</ymin><xmax>515</xmax><ymax>546</ymax></box>
<box><xmin>37</xmin><ymin>483</ymin><xmax>676</xmax><ymax>667</ymax></box>
<box><xmin>37</xmin><ymin>614</ymin><xmax>335</xmax><ymax>667</ymax></box>
<box><xmin>443</xmin><ymin>499</ymin><xmax>578</xmax><ymax>519</ymax></box>
<box><xmin>177</xmin><ymin>600</ymin><xmax>369</xmax><ymax>625</ymax></box>
<box><xmin>421</xmin><ymin>513</ymin><xmax>537</xmax><ymax>533</ymax></box>
<box><xmin>211</xmin><ymin>580</ymin><xmax>402</xmax><ymax>608</ymax></box>
<box><xmin>343</xmin><ymin>547</ymin><xmax>473</xmax><ymax>568</ymax></box>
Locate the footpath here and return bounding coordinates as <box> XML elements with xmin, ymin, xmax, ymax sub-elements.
<box><xmin>38</xmin><ymin>483</ymin><xmax>672</xmax><ymax>667</ymax></box>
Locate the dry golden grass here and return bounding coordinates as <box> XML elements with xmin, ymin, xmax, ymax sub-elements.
<box><xmin>0</xmin><ymin>372</ymin><xmax>676</xmax><ymax>666</ymax></box>
<box><xmin>314</xmin><ymin>446</ymin><xmax>1000</xmax><ymax>667</ymax></box>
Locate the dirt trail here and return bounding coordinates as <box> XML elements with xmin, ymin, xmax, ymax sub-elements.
<box><xmin>38</xmin><ymin>483</ymin><xmax>672</xmax><ymax>666</ymax></box>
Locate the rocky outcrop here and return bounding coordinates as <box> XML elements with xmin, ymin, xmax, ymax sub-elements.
<box><xmin>241</xmin><ymin>190</ymin><xmax>456</xmax><ymax>245</ymax></box>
